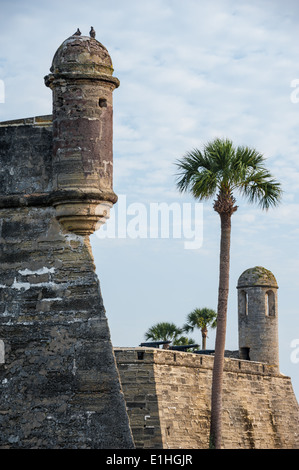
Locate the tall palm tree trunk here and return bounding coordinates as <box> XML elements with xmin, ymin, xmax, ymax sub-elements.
<box><xmin>209</xmin><ymin>211</ymin><xmax>232</xmax><ymax>449</ymax></box>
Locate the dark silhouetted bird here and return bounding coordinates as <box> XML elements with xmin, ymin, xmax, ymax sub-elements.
<box><xmin>73</xmin><ymin>28</ymin><xmax>81</xmax><ymax>36</ymax></box>
<box><xmin>90</xmin><ymin>27</ymin><xmax>96</xmax><ymax>38</ymax></box>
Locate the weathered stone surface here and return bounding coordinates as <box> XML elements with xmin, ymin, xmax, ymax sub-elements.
<box><xmin>115</xmin><ymin>348</ymin><xmax>299</xmax><ymax>449</ymax></box>
<box><xmin>0</xmin><ymin>203</ymin><xmax>134</xmax><ymax>448</ymax></box>
<box><xmin>49</xmin><ymin>35</ymin><xmax>117</xmax><ymax>77</ymax></box>
<box><xmin>0</xmin><ymin>31</ymin><xmax>134</xmax><ymax>448</ymax></box>
<box><xmin>45</xmin><ymin>34</ymin><xmax>119</xmax><ymax>235</ymax></box>
<box><xmin>238</xmin><ymin>266</ymin><xmax>278</xmax><ymax>288</ymax></box>
<box><xmin>237</xmin><ymin>266</ymin><xmax>279</xmax><ymax>367</ymax></box>
<box><xmin>0</xmin><ymin>121</ymin><xmax>52</xmax><ymax>201</ymax></box>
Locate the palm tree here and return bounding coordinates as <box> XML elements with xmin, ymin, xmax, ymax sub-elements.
<box><xmin>144</xmin><ymin>322</ymin><xmax>182</xmax><ymax>343</ymax></box>
<box><xmin>173</xmin><ymin>335</ymin><xmax>196</xmax><ymax>345</ymax></box>
<box><xmin>175</xmin><ymin>137</ymin><xmax>282</xmax><ymax>449</ymax></box>
<box><xmin>183</xmin><ymin>307</ymin><xmax>217</xmax><ymax>351</ymax></box>
<box><xmin>172</xmin><ymin>335</ymin><xmax>197</xmax><ymax>349</ymax></box>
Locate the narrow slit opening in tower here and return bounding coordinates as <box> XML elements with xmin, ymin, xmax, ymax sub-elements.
<box><xmin>266</xmin><ymin>290</ymin><xmax>275</xmax><ymax>317</ymax></box>
<box><xmin>241</xmin><ymin>290</ymin><xmax>248</xmax><ymax>316</ymax></box>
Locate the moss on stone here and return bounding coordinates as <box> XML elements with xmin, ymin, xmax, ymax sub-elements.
<box><xmin>238</xmin><ymin>266</ymin><xmax>278</xmax><ymax>288</ymax></box>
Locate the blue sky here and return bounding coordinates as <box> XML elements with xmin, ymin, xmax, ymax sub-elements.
<box><xmin>1</xmin><ymin>0</ymin><xmax>299</xmax><ymax>401</ymax></box>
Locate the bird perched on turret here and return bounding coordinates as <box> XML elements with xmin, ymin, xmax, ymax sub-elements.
<box><xmin>73</xmin><ymin>28</ymin><xmax>81</xmax><ymax>36</ymax></box>
<box><xmin>90</xmin><ymin>27</ymin><xmax>96</xmax><ymax>38</ymax></box>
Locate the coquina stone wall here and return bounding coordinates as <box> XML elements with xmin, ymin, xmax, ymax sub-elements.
<box><xmin>0</xmin><ymin>118</ymin><xmax>134</xmax><ymax>446</ymax></box>
<box><xmin>0</xmin><ymin>31</ymin><xmax>135</xmax><ymax>448</ymax></box>
<box><xmin>115</xmin><ymin>347</ymin><xmax>299</xmax><ymax>449</ymax></box>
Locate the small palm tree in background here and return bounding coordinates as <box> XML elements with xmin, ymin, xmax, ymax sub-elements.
<box><xmin>172</xmin><ymin>335</ymin><xmax>197</xmax><ymax>346</ymax></box>
<box><xmin>183</xmin><ymin>307</ymin><xmax>217</xmax><ymax>351</ymax></box>
<box><xmin>144</xmin><ymin>322</ymin><xmax>182</xmax><ymax>343</ymax></box>
<box><xmin>172</xmin><ymin>335</ymin><xmax>198</xmax><ymax>351</ymax></box>
<box><xmin>175</xmin><ymin>137</ymin><xmax>282</xmax><ymax>449</ymax></box>
<box><xmin>144</xmin><ymin>322</ymin><xmax>196</xmax><ymax>349</ymax></box>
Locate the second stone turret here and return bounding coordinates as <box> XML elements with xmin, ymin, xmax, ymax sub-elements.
<box><xmin>45</xmin><ymin>31</ymin><xmax>120</xmax><ymax>235</ymax></box>
<box><xmin>237</xmin><ymin>266</ymin><xmax>279</xmax><ymax>370</ymax></box>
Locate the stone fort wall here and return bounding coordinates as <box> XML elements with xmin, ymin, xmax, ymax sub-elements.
<box><xmin>115</xmin><ymin>347</ymin><xmax>299</xmax><ymax>449</ymax></box>
<box><xmin>0</xmin><ymin>116</ymin><xmax>134</xmax><ymax>448</ymax></box>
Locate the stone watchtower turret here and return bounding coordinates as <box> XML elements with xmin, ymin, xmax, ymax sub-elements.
<box><xmin>44</xmin><ymin>32</ymin><xmax>119</xmax><ymax>235</ymax></box>
<box><xmin>0</xmin><ymin>31</ymin><xmax>134</xmax><ymax>448</ymax></box>
<box><xmin>237</xmin><ymin>266</ymin><xmax>279</xmax><ymax>369</ymax></box>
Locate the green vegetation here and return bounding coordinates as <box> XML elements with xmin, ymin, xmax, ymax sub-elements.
<box><xmin>175</xmin><ymin>137</ymin><xmax>282</xmax><ymax>448</ymax></box>
<box><xmin>183</xmin><ymin>307</ymin><xmax>217</xmax><ymax>350</ymax></box>
<box><xmin>144</xmin><ymin>322</ymin><xmax>182</xmax><ymax>343</ymax></box>
<box><xmin>144</xmin><ymin>308</ymin><xmax>217</xmax><ymax>352</ymax></box>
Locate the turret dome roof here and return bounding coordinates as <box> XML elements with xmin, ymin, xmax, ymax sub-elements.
<box><xmin>237</xmin><ymin>266</ymin><xmax>278</xmax><ymax>288</ymax></box>
<box><xmin>50</xmin><ymin>34</ymin><xmax>115</xmax><ymax>77</ymax></box>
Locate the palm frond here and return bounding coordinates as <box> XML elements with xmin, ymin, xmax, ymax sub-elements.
<box><xmin>239</xmin><ymin>168</ymin><xmax>282</xmax><ymax>210</ymax></box>
<box><xmin>184</xmin><ymin>308</ymin><xmax>218</xmax><ymax>330</ymax></box>
<box><xmin>182</xmin><ymin>322</ymin><xmax>194</xmax><ymax>333</ymax></box>
<box><xmin>175</xmin><ymin>148</ymin><xmax>219</xmax><ymax>199</ymax></box>
<box><xmin>175</xmin><ymin>138</ymin><xmax>282</xmax><ymax>210</ymax></box>
<box><xmin>144</xmin><ymin>322</ymin><xmax>182</xmax><ymax>342</ymax></box>
<box><xmin>204</xmin><ymin>138</ymin><xmax>234</xmax><ymax>174</ymax></box>
<box><xmin>234</xmin><ymin>146</ymin><xmax>265</xmax><ymax>170</ymax></box>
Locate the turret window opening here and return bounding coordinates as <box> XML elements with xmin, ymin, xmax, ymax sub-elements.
<box><xmin>241</xmin><ymin>290</ymin><xmax>248</xmax><ymax>316</ymax></box>
<box><xmin>266</xmin><ymin>290</ymin><xmax>275</xmax><ymax>317</ymax></box>
<box><xmin>99</xmin><ymin>98</ymin><xmax>107</xmax><ymax>108</ymax></box>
